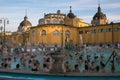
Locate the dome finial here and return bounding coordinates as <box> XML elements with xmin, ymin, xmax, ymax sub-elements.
<box><xmin>98</xmin><ymin>0</ymin><xmax>100</xmax><ymax>7</ymax></box>
<box><xmin>25</xmin><ymin>9</ymin><xmax>27</xmax><ymax>16</ymax></box>
<box><xmin>98</xmin><ymin>0</ymin><xmax>101</xmax><ymax>13</ymax></box>
<box><xmin>70</xmin><ymin>6</ymin><xmax>72</xmax><ymax>13</ymax></box>
<box><xmin>67</xmin><ymin>6</ymin><xmax>75</xmax><ymax>18</ymax></box>
<box><xmin>24</xmin><ymin>9</ymin><xmax>28</xmax><ymax>20</ymax></box>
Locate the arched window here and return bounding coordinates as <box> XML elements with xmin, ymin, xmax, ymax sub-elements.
<box><xmin>32</xmin><ymin>31</ymin><xmax>36</xmax><ymax>37</ymax></box>
<box><xmin>98</xmin><ymin>29</ymin><xmax>104</xmax><ymax>32</ymax></box>
<box><xmin>47</xmin><ymin>20</ymin><xmax>50</xmax><ymax>24</ymax></box>
<box><xmin>60</xmin><ymin>20</ymin><xmax>64</xmax><ymax>24</ymax></box>
<box><xmin>65</xmin><ymin>30</ymin><xmax>70</xmax><ymax>37</ymax></box>
<box><xmin>19</xmin><ymin>36</ymin><xmax>23</xmax><ymax>40</ymax></box>
<box><xmin>41</xmin><ymin>30</ymin><xmax>46</xmax><ymax>36</ymax></box>
<box><xmin>53</xmin><ymin>19</ymin><xmax>58</xmax><ymax>24</ymax></box>
<box><xmin>53</xmin><ymin>30</ymin><xmax>59</xmax><ymax>36</ymax></box>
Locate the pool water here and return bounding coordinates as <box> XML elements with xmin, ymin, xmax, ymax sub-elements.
<box><xmin>0</xmin><ymin>46</ymin><xmax>120</xmax><ymax>73</ymax></box>
<box><xmin>0</xmin><ymin>73</ymin><xmax>120</xmax><ymax>80</ymax></box>
<box><xmin>0</xmin><ymin>47</ymin><xmax>120</xmax><ymax>80</ymax></box>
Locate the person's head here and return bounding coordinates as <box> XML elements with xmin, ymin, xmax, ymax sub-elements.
<box><xmin>8</xmin><ymin>58</ymin><xmax>11</xmax><ymax>61</ymax></box>
<box><xmin>46</xmin><ymin>58</ymin><xmax>50</xmax><ymax>62</ymax></box>
<box><xmin>31</xmin><ymin>56</ymin><xmax>34</xmax><ymax>58</ymax></box>
<box><xmin>28</xmin><ymin>60</ymin><xmax>32</xmax><ymax>64</ymax></box>
<box><xmin>4</xmin><ymin>58</ymin><xmax>7</xmax><ymax>62</ymax></box>
<box><xmin>16</xmin><ymin>64</ymin><xmax>20</xmax><ymax>69</ymax></box>
<box><xmin>85</xmin><ymin>60</ymin><xmax>88</xmax><ymax>64</ymax></box>
<box><xmin>1</xmin><ymin>63</ymin><xmax>4</xmax><ymax>67</ymax></box>
<box><xmin>96</xmin><ymin>65</ymin><xmax>99</xmax><ymax>72</ymax></box>
<box><xmin>66</xmin><ymin>61</ymin><xmax>69</xmax><ymax>64</ymax></box>
<box><xmin>85</xmin><ymin>65</ymin><xmax>88</xmax><ymax>71</ymax></box>
<box><xmin>43</xmin><ymin>64</ymin><xmax>47</xmax><ymax>68</ymax></box>
<box><xmin>36</xmin><ymin>60</ymin><xmax>39</xmax><ymax>63</ymax></box>
<box><xmin>4</xmin><ymin>63</ymin><xmax>8</xmax><ymax>68</ymax></box>
<box><xmin>74</xmin><ymin>64</ymin><xmax>79</xmax><ymax>69</ymax></box>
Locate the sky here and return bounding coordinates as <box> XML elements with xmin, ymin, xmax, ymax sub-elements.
<box><xmin>0</xmin><ymin>0</ymin><xmax>120</xmax><ymax>32</ymax></box>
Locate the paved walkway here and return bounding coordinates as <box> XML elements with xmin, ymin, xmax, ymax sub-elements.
<box><xmin>0</xmin><ymin>78</ymin><xmax>28</xmax><ymax>80</ymax></box>
<box><xmin>0</xmin><ymin>69</ymin><xmax>120</xmax><ymax>77</ymax></box>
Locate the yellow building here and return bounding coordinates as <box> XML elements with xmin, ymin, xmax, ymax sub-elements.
<box><xmin>91</xmin><ymin>5</ymin><xmax>108</xmax><ymax>26</ymax></box>
<box><xmin>6</xmin><ymin>6</ymin><xmax>120</xmax><ymax>48</ymax></box>
<box><xmin>64</xmin><ymin>6</ymin><xmax>89</xmax><ymax>27</ymax></box>
<box><xmin>38</xmin><ymin>6</ymin><xmax>89</xmax><ymax>27</ymax></box>
<box><xmin>11</xmin><ymin>15</ymin><xmax>32</xmax><ymax>47</ymax></box>
<box><xmin>9</xmin><ymin>6</ymin><xmax>90</xmax><ymax>47</ymax></box>
<box><xmin>29</xmin><ymin>6</ymin><xmax>90</xmax><ymax>47</ymax></box>
<box><xmin>29</xmin><ymin>24</ymin><xmax>79</xmax><ymax>47</ymax></box>
<box><xmin>79</xmin><ymin>5</ymin><xmax>120</xmax><ymax>45</ymax></box>
<box><xmin>79</xmin><ymin>23</ymin><xmax>120</xmax><ymax>45</ymax></box>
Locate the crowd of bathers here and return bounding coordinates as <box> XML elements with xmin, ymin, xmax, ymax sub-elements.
<box><xmin>0</xmin><ymin>44</ymin><xmax>120</xmax><ymax>73</ymax></box>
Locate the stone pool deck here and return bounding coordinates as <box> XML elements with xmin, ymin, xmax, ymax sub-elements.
<box><xmin>0</xmin><ymin>78</ymin><xmax>26</xmax><ymax>80</ymax></box>
<box><xmin>0</xmin><ymin>69</ymin><xmax>120</xmax><ymax>77</ymax></box>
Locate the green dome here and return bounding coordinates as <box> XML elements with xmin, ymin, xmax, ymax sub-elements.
<box><xmin>67</xmin><ymin>6</ymin><xmax>76</xmax><ymax>18</ymax></box>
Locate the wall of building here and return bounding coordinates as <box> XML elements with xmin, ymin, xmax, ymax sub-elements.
<box><xmin>79</xmin><ymin>23</ymin><xmax>120</xmax><ymax>45</ymax></box>
<box><xmin>11</xmin><ymin>32</ymin><xmax>24</xmax><ymax>47</ymax></box>
<box><xmin>10</xmin><ymin>23</ymin><xmax>120</xmax><ymax>48</ymax></box>
<box><xmin>64</xmin><ymin>17</ymin><xmax>90</xmax><ymax>27</ymax></box>
<box><xmin>29</xmin><ymin>24</ymin><xmax>79</xmax><ymax>47</ymax></box>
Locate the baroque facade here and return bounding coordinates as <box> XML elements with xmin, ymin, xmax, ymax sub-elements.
<box><xmin>91</xmin><ymin>5</ymin><xmax>108</xmax><ymax>26</ymax></box>
<box><xmin>2</xmin><ymin>6</ymin><xmax>120</xmax><ymax>48</ymax></box>
<box><xmin>29</xmin><ymin>6</ymin><xmax>90</xmax><ymax>47</ymax></box>
<box><xmin>79</xmin><ymin>23</ymin><xmax>120</xmax><ymax>45</ymax></box>
<box><xmin>10</xmin><ymin>6</ymin><xmax>90</xmax><ymax>47</ymax></box>
<box><xmin>11</xmin><ymin>15</ymin><xmax>32</xmax><ymax>47</ymax></box>
<box><xmin>38</xmin><ymin>6</ymin><xmax>89</xmax><ymax>27</ymax></box>
<box><xmin>38</xmin><ymin>10</ymin><xmax>65</xmax><ymax>25</ymax></box>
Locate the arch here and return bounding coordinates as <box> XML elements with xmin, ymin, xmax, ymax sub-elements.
<box><xmin>46</xmin><ymin>20</ymin><xmax>50</xmax><ymax>24</ymax></box>
<box><xmin>53</xmin><ymin>19</ymin><xmax>58</xmax><ymax>24</ymax></box>
<box><xmin>41</xmin><ymin>30</ymin><xmax>46</xmax><ymax>36</ymax></box>
<box><xmin>53</xmin><ymin>30</ymin><xmax>59</xmax><ymax>36</ymax></box>
<box><xmin>60</xmin><ymin>20</ymin><xmax>64</xmax><ymax>24</ymax></box>
<box><xmin>65</xmin><ymin>30</ymin><xmax>70</xmax><ymax>37</ymax></box>
<box><xmin>32</xmin><ymin>30</ymin><xmax>36</xmax><ymax>37</ymax></box>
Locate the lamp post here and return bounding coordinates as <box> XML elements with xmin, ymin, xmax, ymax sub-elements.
<box><xmin>41</xmin><ymin>30</ymin><xmax>45</xmax><ymax>47</ymax></box>
<box><xmin>111</xmin><ymin>22</ymin><xmax>114</xmax><ymax>46</ymax></box>
<box><xmin>61</xmin><ymin>26</ymin><xmax>64</xmax><ymax>50</ymax></box>
<box><xmin>0</xmin><ymin>18</ymin><xmax>9</xmax><ymax>47</ymax></box>
<box><xmin>0</xmin><ymin>26</ymin><xmax>3</xmax><ymax>44</ymax></box>
<box><xmin>86</xmin><ymin>31</ymin><xmax>90</xmax><ymax>45</ymax></box>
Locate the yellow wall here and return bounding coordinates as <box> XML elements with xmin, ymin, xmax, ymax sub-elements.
<box><xmin>29</xmin><ymin>25</ymin><xmax>79</xmax><ymax>47</ymax></box>
<box><xmin>79</xmin><ymin>23</ymin><xmax>120</xmax><ymax>45</ymax></box>
<box><xmin>11</xmin><ymin>33</ymin><xmax>23</xmax><ymax>47</ymax></box>
<box><xmin>65</xmin><ymin>17</ymin><xmax>90</xmax><ymax>27</ymax></box>
<box><xmin>10</xmin><ymin>23</ymin><xmax>120</xmax><ymax>47</ymax></box>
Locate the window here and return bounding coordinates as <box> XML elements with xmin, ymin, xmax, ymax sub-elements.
<box><xmin>32</xmin><ymin>31</ymin><xmax>36</xmax><ymax>37</ymax></box>
<box><xmin>60</xmin><ymin>20</ymin><xmax>64</xmax><ymax>24</ymax></box>
<box><xmin>53</xmin><ymin>30</ymin><xmax>59</xmax><ymax>36</ymax></box>
<box><xmin>40</xmin><ymin>21</ymin><xmax>44</xmax><ymax>25</ymax></box>
<box><xmin>79</xmin><ymin>31</ymin><xmax>83</xmax><ymax>34</ymax></box>
<box><xmin>66</xmin><ymin>30</ymin><xmax>70</xmax><ymax>37</ymax></box>
<box><xmin>85</xmin><ymin>30</ymin><xmax>89</xmax><ymax>34</ymax></box>
<box><xmin>19</xmin><ymin>36</ymin><xmax>23</xmax><ymax>40</ymax></box>
<box><xmin>92</xmin><ymin>30</ymin><xmax>96</xmax><ymax>34</ymax></box>
<box><xmin>53</xmin><ymin>19</ymin><xmax>58</xmax><ymax>24</ymax></box>
<box><xmin>98</xmin><ymin>29</ymin><xmax>104</xmax><ymax>32</ymax></box>
<box><xmin>114</xmin><ymin>28</ymin><xmax>118</xmax><ymax>31</ymax></box>
<box><xmin>41</xmin><ymin>30</ymin><xmax>46</xmax><ymax>36</ymax></box>
<box><xmin>106</xmin><ymin>28</ymin><xmax>112</xmax><ymax>32</ymax></box>
<box><xmin>14</xmin><ymin>37</ymin><xmax>16</xmax><ymax>40</ymax></box>
<box><xmin>47</xmin><ymin>20</ymin><xmax>50</xmax><ymax>24</ymax></box>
